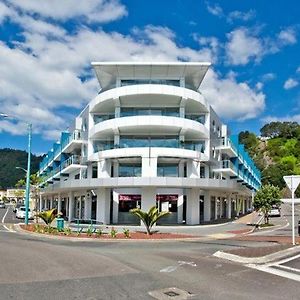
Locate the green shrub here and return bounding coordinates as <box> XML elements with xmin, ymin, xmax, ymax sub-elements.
<box><xmin>110</xmin><ymin>227</ymin><xmax>117</xmax><ymax>238</ymax></box>
<box><xmin>96</xmin><ymin>228</ymin><xmax>103</xmax><ymax>237</ymax></box>
<box><xmin>63</xmin><ymin>227</ymin><xmax>72</xmax><ymax>236</ymax></box>
<box><xmin>123</xmin><ymin>228</ymin><xmax>130</xmax><ymax>238</ymax></box>
<box><xmin>87</xmin><ymin>226</ymin><xmax>93</xmax><ymax>237</ymax></box>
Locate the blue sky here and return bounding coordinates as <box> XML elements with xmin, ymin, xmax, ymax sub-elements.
<box><xmin>0</xmin><ymin>0</ymin><xmax>299</xmax><ymax>155</ymax></box>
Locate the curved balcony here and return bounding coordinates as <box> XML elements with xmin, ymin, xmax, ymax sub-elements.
<box><xmin>89</xmin><ymin>116</ymin><xmax>209</xmax><ymax>140</ymax></box>
<box><xmin>89</xmin><ymin>85</ymin><xmax>209</xmax><ymax>114</ymax></box>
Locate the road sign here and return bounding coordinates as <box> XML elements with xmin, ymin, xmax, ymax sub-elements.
<box><xmin>283</xmin><ymin>175</ymin><xmax>300</xmax><ymax>245</ymax></box>
<box><xmin>284</xmin><ymin>175</ymin><xmax>300</xmax><ymax>192</ymax></box>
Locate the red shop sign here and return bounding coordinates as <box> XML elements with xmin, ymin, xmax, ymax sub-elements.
<box><xmin>119</xmin><ymin>194</ymin><xmax>141</xmax><ymax>201</ymax></box>
<box><xmin>156</xmin><ymin>194</ymin><xmax>178</xmax><ymax>201</ymax></box>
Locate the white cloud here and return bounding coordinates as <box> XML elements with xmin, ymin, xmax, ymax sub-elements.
<box><xmin>206</xmin><ymin>3</ymin><xmax>223</xmax><ymax>17</ymax></box>
<box><xmin>201</xmin><ymin>69</ymin><xmax>266</xmax><ymax>121</ymax></box>
<box><xmin>225</xmin><ymin>28</ymin><xmax>263</xmax><ymax>65</ymax></box>
<box><xmin>278</xmin><ymin>28</ymin><xmax>297</xmax><ymax>45</ymax></box>
<box><xmin>255</xmin><ymin>82</ymin><xmax>263</xmax><ymax>90</ymax></box>
<box><xmin>0</xmin><ymin>6</ymin><xmax>267</xmax><ymax>138</ymax></box>
<box><xmin>225</xmin><ymin>27</ymin><xmax>298</xmax><ymax>66</ymax></box>
<box><xmin>262</xmin><ymin>73</ymin><xmax>276</xmax><ymax>82</ymax></box>
<box><xmin>296</xmin><ymin>66</ymin><xmax>300</xmax><ymax>73</ymax></box>
<box><xmin>0</xmin><ymin>2</ymin><xmax>12</xmax><ymax>23</ymax></box>
<box><xmin>284</xmin><ymin>78</ymin><xmax>298</xmax><ymax>90</ymax></box>
<box><xmin>8</xmin><ymin>0</ymin><xmax>127</xmax><ymax>23</ymax></box>
<box><xmin>227</xmin><ymin>10</ymin><xmax>255</xmax><ymax>23</ymax></box>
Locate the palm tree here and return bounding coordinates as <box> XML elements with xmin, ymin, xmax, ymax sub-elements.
<box><xmin>130</xmin><ymin>206</ymin><xmax>170</xmax><ymax>235</ymax></box>
<box><xmin>37</xmin><ymin>208</ymin><xmax>57</xmax><ymax>228</ymax></box>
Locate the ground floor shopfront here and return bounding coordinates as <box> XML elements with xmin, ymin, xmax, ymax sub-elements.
<box><xmin>40</xmin><ymin>187</ymin><xmax>252</xmax><ymax>225</ymax></box>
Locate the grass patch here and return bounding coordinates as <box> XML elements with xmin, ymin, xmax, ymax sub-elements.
<box><xmin>259</xmin><ymin>223</ymin><xmax>274</xmax><ymax>228</ymax></box>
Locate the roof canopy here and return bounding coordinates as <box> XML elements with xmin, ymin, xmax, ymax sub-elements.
<box><xmin>91</xmin><ymin>62</ymin><xmax>211</xmax><ymax>91</ymax></box>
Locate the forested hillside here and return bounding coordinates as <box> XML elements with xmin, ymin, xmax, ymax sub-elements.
<box><xmin>0</xmin><ymin>148</ymin><xmax>43</xmax><ymax>189</ymax></box>
<box><xmin>239</xmin><ymin>122</ymin><xmax>300</xmax><ymax>196</ymax></box>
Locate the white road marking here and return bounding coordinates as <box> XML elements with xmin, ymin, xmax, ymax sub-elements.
<box><xmin>1</xmin><ymin>207</ymin><xmax>16</xmax><ymax>232</ymax></box>
<box><xmin>1</xmin><ymin>207</ymin><xmax>9</xmax><ymax>223</ymax></box>
<box><xmin>160</xmin><ymin>261</ymin><xmax>197</xmax><ymax>273</ymax></box>
<box><xmin>247</xmin><ymin>253</ymin><xmax>300</xmax><ymax>282</ymax></box>
<box><xmin>275</xmin><ymin>264</ymin><xmax>300</xmax><ymax>273</ymax></box>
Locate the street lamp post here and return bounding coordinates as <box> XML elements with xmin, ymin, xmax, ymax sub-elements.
<box><xmin>1</xmin><ymin>113</ymin><xmax>32</xmax><ymax>225</ymax></box>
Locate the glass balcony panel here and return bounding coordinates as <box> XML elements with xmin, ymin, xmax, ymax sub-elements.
<box><xmin>185</xmin><ymin>114</ymin><xmax>205</xmax><ymax>124</ymax></box>
<box><xmin>157</xmin><ymin>164</ymin><xmax>179</xmax><ymax>177</ymax></box>
<box><xmin>119</xmin><ymin>164</ymin><xmax>141</xmax><ymax>177</ymax></box>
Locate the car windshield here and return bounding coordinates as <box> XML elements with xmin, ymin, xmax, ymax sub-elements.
<box><xmin>20</xmin><ymin>207</ymin><xmax>31</xmax><ymax>212</ymax></box>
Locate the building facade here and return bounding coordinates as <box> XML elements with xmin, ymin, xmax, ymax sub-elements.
<box><xmin>39</xmin><ymin>62</ymin><xmax>261</xmax><ymax>225</ymax></box>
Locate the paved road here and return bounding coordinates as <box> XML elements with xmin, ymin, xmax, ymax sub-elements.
<box><xmin>0</xmin><ymin>226</ymin><xmax>300</xmax><ymax>299</ymax></box>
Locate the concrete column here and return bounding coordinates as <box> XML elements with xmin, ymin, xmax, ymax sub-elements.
<box><xmin>57</xmin><ymin>194</ymin><xmax>62</xmax><ymax>215</ymax></box>
<box><xmin>50</xmin><ymin>196</ymin><xmax>54</xmax><ymax>209</ymax></box>
<box><xmin>219</xmin><ymin>198</ymin><xmax>223</xmax><ymax>218</ymax></box>
<box><xmin>96</xmin><ymin>188</ymin><xmax>111</xmax><ymax>224</ymax></box>
<box><xmin>112</xmin><ymin>190</ymin><xmax>119</xmax><ymax>224</ymax></box>
<box><xmin>187</xmin><ymin>160</ymin><xmax>200</xmax><ymax>178</ymax></box>
<box><xmin>186</xmin><ymin>189</ymin><xmax>200</xmax><ymax>225</ymax></box>
<box><xmin>141</xmin><ymin>187</ymin><xmax>156</xmax><ymax>212</ymax></box>
<box><xmin>65</xmin><ymin>197</ymin><xmax>69</xmax><ymax>218</ymax></box>
<box><xmin>98</xmin><ymin>159</ymin><xmax>111</xmax><ymax>178</ymax></box>
<box><xmin>227</xmin><ymin>199</ymin><xmax>232</xmax><ymax>219</ymax></box>
<box><xmin>39</xmin><ymin>197</ymin><xmax>43</xmax><ymax>211</ymax></box>
<box><xmin>204</xmin><ymin>192</ymin><xmax>211</xmax><ymax>222</ymax></box>
<box><xmin>242</xmin><ymin>198</ymin><xmax>246</xmax><ymax>214</ymax></box>
<box><xmin>142</xmin><ymin>155</ymin><xmax>157</xmax><ymax>177</ymax></box>
<box><xmin>84</xmin><ymin>192</ymin><xmax>92</xmax><ymax>220</ymax></box>
<box><xmin>68</xmin><ymin>192</ymin><xmax>74</xmax><ymax>221</ymax></box>
<box><xmin>215</xmin><ymin>198</ymin><xmax>218</xmax><ymax>220</ymax></box>
<box><xmin>179</xmin><ymin>161</ymin><xmax>185</xmax><ymax>177</ymax></box>
<box><xmin>177</xmin><ymin>193</ymin><xmax>184</xmax><ymax>224</ymax></box>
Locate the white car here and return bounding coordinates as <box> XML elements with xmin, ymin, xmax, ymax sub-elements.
<box><xmin>16</xmin><ymin>207</ymin><xmax>34</xmax><ymax>220</ymax></box>
<box><xmin>269</xmin><ymin>207</ymin><xmax>281</xmax><ymax>217</ymax></box>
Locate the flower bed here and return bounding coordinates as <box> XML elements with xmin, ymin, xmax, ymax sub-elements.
<box><xmin>20</xmin><ymin>224</ymin><xmax>195</xmax><ymax>240</ymax></box>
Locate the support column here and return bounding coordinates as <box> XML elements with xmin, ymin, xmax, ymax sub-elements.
<box><xmin>98</xmin><ymin>159</ymin><xmax>111</xmax><ymax>178</ymax></box>
<box><xmin>215</xmin><ymin>198</ymin><xmax>218</xmax><ymax>220</ymax></box>
<box><xmin>141</xmin><ymin>187</ymin><xmax>156</xmax><ymax>212</ymax></box>
<box><xmin>177</xmin><ymin>193</ymin><xmax>184</xmax><ymax>224</ymax></box>
<box><xmin>50</xmin><ymin>196</ymin><xmax>54</xmax><ymax>209</ymax></box>
<box><xmin>57</xmin><ymin>194</ymin><xmax>62</xmax><ymax>215</ymax></box>
<box><xmin>68</xmin><ymin>192</ymin><xmax>74</xmax><ymax>221</ymax></box>
<box><xmin>187</xmin><ymin>160</ymin><xmax>200</xmax><ymax>178</ymax></box>
<box><xmin>84</xmin><ymin>192</ymin><xmax>92</xmax><ymax>220</ymax></box>
<box><xmin>112</xmin><ymin>190</ymin><xmax>119</xmax><ymax>224</ymax></box>
<box><xmin>227</xmin><ymin>199</ymin><xmax>232</xmax><ymax>219</ymax></box>
<box><xmin>186</xmin><ymin>189</ymin><xmax>200</xmax><ymax>225</ymax></box>
<box><xmin>39</xmin><ymin>197</ymin><xmax>43</xmax><ymax>211</ymax></box>
<box><xmin>204</xmin><ymin>192</ymin><xmax>211</xmax><ymax>222</ymax></box>
<box><xmin>96</xmin><ymin>188</ymin><xmax>111</xmax><ymax>224</ymax></box>
<box><xmin>142</xmin><ymin>155</ymin><xmax>157</xmax><ymax>177</ymax></box>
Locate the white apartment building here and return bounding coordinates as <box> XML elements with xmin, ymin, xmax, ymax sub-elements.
<box><xmin>39</xmin><ymin>62</ymin><xmax>261</xmax><ymax>225</ymax></box>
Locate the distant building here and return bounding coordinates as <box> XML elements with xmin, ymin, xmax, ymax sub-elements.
<box><xmin>6</xmin><ymin>188</ymin><xmax>25</xmax><ymax>201</ymax></box>
<box><xmin>0</xmin><ymin>190</ymin><xmax>7</xmax><ymax>200</ymax></box>
<box><xmin>38</xmin><ymin>62</ymin><xmax>261</xmax><ymax>225</ymax></box>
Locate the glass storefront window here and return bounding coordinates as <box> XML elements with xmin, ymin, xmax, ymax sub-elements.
<box><xmin>120</xmin><ymin>107</ymin><xmax>180</xmax><ymax>118</ymax></box>
<box><xmin>94</xmin><ymin>114</ymin><xmax>115</xmax><ymax>124</ymax></box>
<box><xmin>121</xmin><ymin>79</ymin><xmax>180</xmax><ymax>87</ymax></box>
<box><xmin>118</xmin><ymin>164</ymin><xmax>141</xmax><ymax>177</ymax></box>
<box><xmin>185</xmin><ymin>114</ymin><xmax>205</xmax><ymax>124</ymax></box>
<box><xmin>157</xmin><ymin>164</ymin><xmax>179</xmax><ymax>177</ymax></box>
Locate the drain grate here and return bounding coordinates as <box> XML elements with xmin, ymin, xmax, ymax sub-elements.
<box><xmin>164</xmin><ymin>291</ymin><xmax>180</xmax><ymax>297</ymax></box>
<box><xmin>149</xmin><ymin>287</ymin><xmax>194</xmax><ymax>299</ymax></box>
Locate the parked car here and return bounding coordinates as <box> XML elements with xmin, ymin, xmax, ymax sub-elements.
<box><xmin>13</xmin><ymin>203</ymin><xmax>23</xmax><ymax>213</ymax></box>
<box><xmin>16</xmin><ymin>207</ymin><xmax>34</xmax><ymax>220</ymax></box>
<box><xmin>0</xmin><ymin>201</ymin><xmax>6</xmax><ymax>209</ymax></box>
<box><xmin>269</xmin><ymin>207</ymin><xmax>281</xmax><ymax>217</ymax></box>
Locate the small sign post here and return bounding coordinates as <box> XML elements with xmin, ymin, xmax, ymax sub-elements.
<box><xmin>283</xmin><ymin>175</ymin><xmax>300</xmax><ymax>245</ymax></box>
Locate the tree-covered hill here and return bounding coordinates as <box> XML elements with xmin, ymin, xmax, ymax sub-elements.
<box><xmin>239</xmin><ymin>121</ymin><xmax>300</xmax><ymax>196</ymax></box>
<box><xmin>0</xmin><ymin>148</ymin><xmax>43</xmax><ymax>189</ymax></box>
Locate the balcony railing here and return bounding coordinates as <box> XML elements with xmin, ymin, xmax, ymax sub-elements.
<box><xmin>93</xmin><ymin>140</ymin><xmax>205</xmax><ymax>153</ymax></box>
<box><xmin>61</xmin><ymin>130</ymin><xmax>82</xmax><ymax>150</ymax></box>
<box><xmin>60</xmin><ymin>155</ymin><xmax>81</xmax><ymax>171</ymax></box>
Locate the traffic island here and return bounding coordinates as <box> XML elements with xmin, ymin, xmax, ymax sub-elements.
<box><xmin>19</xmin><ymin>224</ymin><xmax>197</xmax><ymax>240</ymax></box>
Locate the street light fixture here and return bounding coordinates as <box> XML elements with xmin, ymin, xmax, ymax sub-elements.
<box><xmin>0</xmin><ymin>113</ymin><xmax>32</xmax><ymax>225</ymax></box>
